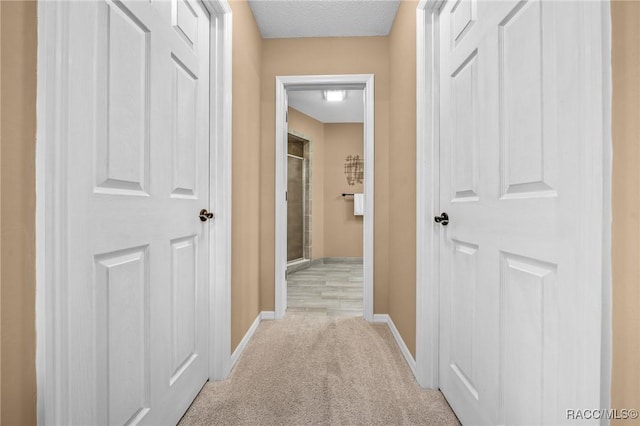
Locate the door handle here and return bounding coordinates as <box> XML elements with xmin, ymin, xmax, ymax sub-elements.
<box><xmin>199</xmin><ymin>209</ymin><xmax>214</xmax><ymax>222</ymax></box>
<box><xmin>434</xmin><ymin>212</ymin><xmax>449</xmax><ymax>226</ymax></box>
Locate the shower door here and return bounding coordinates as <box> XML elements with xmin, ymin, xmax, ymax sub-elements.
<box><xmin>287</xmin><ymin>154</ymin><xmax>305</xmax><ymax>261</ymax></box>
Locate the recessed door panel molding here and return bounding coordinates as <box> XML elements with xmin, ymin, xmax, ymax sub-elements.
<box><xmin>427</xmin><ymin>0</ymin><xmax>609</xmax><ymax>423</ymax></box>
<box><xmin>171</xmin><ymin>53</ymin><xmax>198</xmax><ymax>198</ymax></box>
<box><xmin>499</xmin><ymin>252</ymin><xmax>558</xmax><ymax>426</ymax></box>
<box><xmin>499</xmin><ymin>0</ymin><xmax>557</xmax><ymax>199</ymax></box>
<box><xmin>38</xmin><ymin>0</ymin><xmax>233</xmax><ymax>424</ymax></box>
<box><xmin>94</xmin><ymin>246</ymin><xmax>151</xmax><ymax>426</ymax></box>
<box><xmin>37</xmin><ymin>0</ymin><xmax>221</xmax><ymax>423</ymax></box>
<box><xmin>170</xmin><ymin>235</ymin><xmax>199</xmax><ymax>386</ymax></box>
<box><xmin>173</xmin><ymin>0</ymin><xmax>198</xmax><ymax>49</ymax></box>
<box><xmin>451</xmin><ymin>49</ymin><xmax>479</xmax><ymax>202</ymax></box>
<box><xmin>416</xmin><ymin>0</ymin><xmax>609</xmax><ymax>419</ymax></box>
<box><xmin>450</xmin><ymin>0</ymin><xmax>476</xmax><ymax>47</ymax></box>
<box><xmin>450</xmin><ymin>240</ymin><xmax>479</xmax><ymax>400</ymax></box>
<box><xmin>95</xmin><ymin>0</ymin><xmax>151</xmax><ymax>196</ymax></box>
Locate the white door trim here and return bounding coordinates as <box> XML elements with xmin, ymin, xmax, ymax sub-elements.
<box><xmin>415</xmin><ymin>0</ymin><xmax>443</xmax><ymax>389</ymax></box>
<box><xmin>415</xmin><ymin>0</ymin><xmax>612</xmax><ymax>404</ymax></box>
<box><xmin>274</xmin><ymin>74</ymin><xmax>375</xmax><ymax>322</ymax></box>
<box><xmin>35</xmin><ymin>1</ymin><xmax>233</xmax><ymax>423</ymax></box>
<box><xmin>202</xmin><ymin>0</ymin><xmax>234</xmax><ymax>383</ymax></box>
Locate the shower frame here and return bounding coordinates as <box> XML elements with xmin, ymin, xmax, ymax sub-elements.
<box><xmin>286</xmin><ymin>132</ymin><xmax>312</xmax><ymax>264</ymax></box>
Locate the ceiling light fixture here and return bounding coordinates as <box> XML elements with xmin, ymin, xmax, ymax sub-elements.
<box><xmin>323</xmin><ymin>90</ymin><xmax>346</xmax><ymax>102</ymax></box>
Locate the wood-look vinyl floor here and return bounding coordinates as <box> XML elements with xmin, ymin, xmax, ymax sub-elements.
<box><xmin>287</xmin><ymin>262</ymin><xmax>363</xmax><ymax>317</ymax></box>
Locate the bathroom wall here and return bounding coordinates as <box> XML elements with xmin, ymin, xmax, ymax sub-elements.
<box><xmin>323</xmin><ymin>124</ymin><xmax>364</xmax><ymax>258</ymax></box>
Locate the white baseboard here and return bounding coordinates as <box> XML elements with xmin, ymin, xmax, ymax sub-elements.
<box><xmin>230</xmin><ymin>313</ymin><xmax>261</xmax><ymax>369</ymax></box>
<box><xmin>260</xmin><ymin>311</ymin><xmax>275</xmax><ymax>320</ymax></box>
<box><xmin>230</xmin><ymin>311</ymin><xmax>276</xmax><ymax>370</ymax></box>
<box><xmin>372</xmin><ymin>314</ymin><xmax>417</xmax><ymax>377</ymax></box>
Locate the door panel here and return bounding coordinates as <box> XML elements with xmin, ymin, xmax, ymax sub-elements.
<box><xmin>499</xmin><ymin>253</ymin><xmax>558</xmax><ymax>426</ymax></box>
<box><xmin>438</xmin><ymin>1</ymin><xmax>600</xmax><ymax>424</ymax></box>
<box><xmin>171</xmin><ymin>55</ymin><xmax>199</xmax><ymax>198</ymax></box>
<box><xmin>449</xmin><ymin>240</ymin><xmax>479</xmax><ymax>400</ymax></box>
<box><xmin>174</xmin><ymin>0</ymin><xmax>199</xmax><ymax>48</ymax></box>
<box><xmin>451</xmin><ymin>50</ymin><xmax>478</xmax><ymax>201</ymax></box>
<box><xmin>170</xmin><ymin>236</ymin><xmax>199</xmax><ymax>386</ymax></box>
<box><xmin>95</xmin><ymin>247</ymin><xmax>151</xmax><ymax>426</ymax></box>
<box><xmin>95</xmin><ymin>0</ymin><xmax>150</xmax><ymax>195</ymax></box>
<box><xmin>498</xmin><ymin>0</ymin><xmax>557</xmax><ymax>198</ymax></box>
<box><xmin>451</xmin><ymin>0</ymin><xmax>476</xmax><ymax>43</ymax></box>
<box><xmin>64</xmin><ymin>0</ymin><xmax>211</xmax><ymax>424</ymax></box>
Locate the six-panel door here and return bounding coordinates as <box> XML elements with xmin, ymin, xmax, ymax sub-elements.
<box><xmin>64</xmin><ymin>1</ymin><xmax>211</xmax><ymax>424</ymax></box>
<box><xmin>438</xmin><ymin>0</ymin><xmax>600</xmax><ymax>424</ymax></box>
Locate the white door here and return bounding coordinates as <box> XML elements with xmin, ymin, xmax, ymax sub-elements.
<box><xmin>64</xmin><ymin>0</ymin><xmax>210</xmax><ymax>424</ymax></box>
<box><xmin>438</xmin><ymin>1</ymin><xmax>604</xmax><ymax>424</ymax></box>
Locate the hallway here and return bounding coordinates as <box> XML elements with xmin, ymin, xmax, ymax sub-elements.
<box><xmin>0</xmin><ymin>0</ymin><xmax>629</xmax><ymax>423</ymax></box>
<box><xmin>180</xmin><ymin>314</ymin><xmax>459</xmax><ymax>425</ymax></box>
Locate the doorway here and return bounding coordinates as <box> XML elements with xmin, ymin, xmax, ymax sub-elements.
<box><xmin>36</xmin><ymin>0</ymin><xmax>232</xmax><ymax>423</ymax></box>
<box><xmin>416</xmin><ymin>0</ymin><xmax>611</xmax><ymax>424</ymax></box>
<box><xmin>274</xmin><ymin>75</ymin><xmax>374</xmax><ymax>321</ymax></box>
<box><xmin>285</xmin><ymin>94</ymin><xmax>365</xmax><ymax>317</ymax></box>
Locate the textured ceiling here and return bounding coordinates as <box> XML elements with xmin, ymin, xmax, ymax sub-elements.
<box><xmin>288</xmin><ymin>90</ymin><xmax>364</xmax><ymax>123</ymax></box>
<box><xmin>248</xmin><ymin>0</ymin><xmax>401</xmax><ymax>39</ymax></box>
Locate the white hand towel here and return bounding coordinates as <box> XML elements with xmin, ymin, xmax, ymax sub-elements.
<box><xmin>353</xmin><ymin>193</ymin><xmax>364</xmax><ymax>216</ymax></box>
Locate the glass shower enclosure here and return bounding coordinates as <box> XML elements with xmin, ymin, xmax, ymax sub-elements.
<box><xmin>287</xmin><ymin>134</ymin><xmax>309</xmax><ymax>263</ymax></box>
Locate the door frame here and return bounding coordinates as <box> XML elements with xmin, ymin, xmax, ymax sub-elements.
<box><xmin>414</xmin><ymin>0</ymin><xmax>612</xmax><ymax>408</ymax></box>
<box><xmin>35</xmin><ymin>1</ymin><xmax>233</xmax><ymax>423</ymax></box>
<box><xmin>274</xmin><ymin>74</ymin><xmax>375</xmax><ymax>321</ymax></box>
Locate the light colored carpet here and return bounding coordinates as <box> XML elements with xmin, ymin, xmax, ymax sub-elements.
<box><xmin>179</xmin><ymin>314</ymin><xmax>460</xmax><ymax>425</ymax></box>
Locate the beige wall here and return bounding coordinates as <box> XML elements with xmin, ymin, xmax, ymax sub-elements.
<box><xmin>611</xmin><ymin>1</ymin><xmax>640</xmax><ymax>421</ymax></box>
<box><xmin>0</xmin><ymin>1</ymin><xmax>37</xmax><ymax>424</ymax></box>
<box><xmin>387</xmin><ymin>0</ymin><xmax>418</xmax><ymax>357</ymax></box>
<box><xmin>229</xmin><ymin>0</ymin><xmax>262</xmax><ymax>351</ymax></box>
<box><xmin>287</xmin><ymin>107</ymin><xmax>325</xmax><ymax>260</ymax></box>
<box><xmin>260</xmin><ymin>37</ymin><xmax>390</xmax><ymax>314</ymax></box>
<box><xmin>323</xmin><ymin>124</ymin><xmax>364</xmax><ymax>258</ymax></box>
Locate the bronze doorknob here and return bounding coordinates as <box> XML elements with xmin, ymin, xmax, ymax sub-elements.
<box><xmin>199</xmin><ymin>209</ymin><xmax>214</xmax><ymax>222</ymax></box>
<box><xmin>434</xmin><ymin>212</ymin><xmax>449</xmax><ymax>226</ymax></box>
